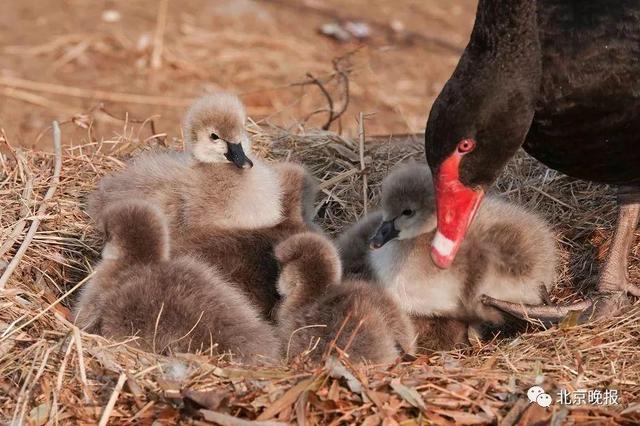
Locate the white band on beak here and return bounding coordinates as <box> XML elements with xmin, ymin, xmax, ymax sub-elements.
<box><xmin>432</xmin><ymin>231</ymin><xmax>455</xmax><ymax>256</ymax></box>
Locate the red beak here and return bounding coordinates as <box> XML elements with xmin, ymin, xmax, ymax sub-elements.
<box><xmin>431</xmin><ymin>151</ymin><xmax>484</xmax><ymax>268</ymax></box>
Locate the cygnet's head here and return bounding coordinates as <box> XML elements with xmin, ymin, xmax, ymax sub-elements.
<box><xmin>183</xmin><ymin>92</ymin><xmax>254</xmax><ymax>168</ymax></box>
<box><xmin>370</xmin><ymin>163</ymin><xmax>436</xmax><ymax>249</ymax></box>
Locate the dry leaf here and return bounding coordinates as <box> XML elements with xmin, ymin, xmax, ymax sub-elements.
<box><xmin>257</xmin><ymin>377</ymin><xmax>316</xmax><ymax>420</ymax></box>
<box><xmin>559</xmin><ymin>310</ymin><xmax>582</xmax><ymax>328</ymax></box>
<box><xmin>429</xmin><ymin>397</ymin><xmax>464</xmax><ymax>409</ymax></box>
<box><xmin>432</xmin><ymin>408</ymin><xmax>494</xmax><ymax>425</ymax></box>
<box><xmin>361</xmin><ymin>414</ymin><xmax>382</xmax><ymax>426</ymax></box>
<box><xmin>381</xmin><ymin>416</ymin><xmax>400</xmax><ymax>426</ymax></box>
<box><xmin>327</xmin><ymin>379</ymin><xmax>341</xmax><ymax>401</ymax></box>
<box><xmin>125</xmin><ymin>373</ymin><xmax>145</xmax><ymax>409</ymax></box>
<box><xmin>182</xmin><ymin>388</ymin><xmax>228</xmax><ymax>411</ymax></box>
<box><xmin>28</xmin><ymin>403</ymin><xmax>50</xmax><ymax>426</ymax></box>
<box><xmin>53</xmin><ymin>304</ymin><xmax>73</xmax><ymax>321</ymax></box>
<box><xmin>325</xmin><ymin>357</ymin><xmax>362</xmax><ymax>394</ymax></box>
<box><xmin>390</xmin><ymin>379</ymin><xmax>427</xmax><ymax>413</ymax></box>
<box><xmin>621</xmin><ymin>402</ymin><xmax>640</xmax><ymax>414</ymax></box>
<box><xmin>87</xmin><ymin>347</ymin><xmax>122</xmax><ymax>373</ymax></box>
<box><xmin>515</xmin><ymin>403</ymin><xmax>551</xmax><ymax>426</ymax></box>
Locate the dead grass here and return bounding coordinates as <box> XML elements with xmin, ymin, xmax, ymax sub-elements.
<box><xmin>0</xmin><ymin>117</ymin><xmax>639</xmax><ymax>425</ymax></box>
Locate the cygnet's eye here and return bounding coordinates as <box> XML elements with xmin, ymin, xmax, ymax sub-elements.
<box><xmin>210</xmin><ymin>133</ymin><xmax>220</xmax><ymax>141</ymax></box>
<box><xmin>402</xmin><ymin>209</ymin><xmax>414</xmax><ymax>217</ymax></box>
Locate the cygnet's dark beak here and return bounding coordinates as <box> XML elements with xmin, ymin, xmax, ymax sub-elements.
<box><xmin>370</xmin><ymin>220</ymin><xmax>399</xmax><ymax>249</ymax></box>
<box><xmin>225</xmin><ymin>142</ymin><xmax>253</xmax><ymax>169</ymax></box>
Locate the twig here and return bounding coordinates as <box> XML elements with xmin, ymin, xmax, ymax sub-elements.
<box><xmin>0</xmin><ymin>128</ymin><xmax>18</xmax><ymax>163</ymax></box>
<box><xmin>3</xmin><ymin>33</ymin><xmax>89</xmax><ymax>56</ymax></box>
<box><xmin>0</xmin><ymin>87</ymin><xmax>79</xmax><ymax>116</ymax></box>
<box><xmin>17</xmin><ymin>346</ymin><xmax>54</xmax><ymax>425</ymax></box>
<box><xmin>322</xmin><ymin>311</ymin><xmax>353</xmax><ymax>360</ymax></box>
<box><xmin>305</xmin><ymin>73</ymin><xmax>334</xmax><ymax>130</ymax></box>
<box><xmin>342</xmin><ymin>318</ymin><xmax>365</xmax><ymax>355</ymax></box>
<box><xmin>151</xmin><ymin>0</ymin><xmax>169</xmax><ymax>70</ymax></box>
<box><xmin>52</xmin><ymin>37</ymin><xmax>95</xmax><ymax>69</ymax></box>
<box><xmin>358</xmin><ymin>112</ymin><xmax>368</xmax><ymax>215</ymax></box>
<box><xmin>0</xmin><ymin>155</ymin><xmax>33</xmax><ymax>259</ymax></box>
<box><xmin>294</xmin><ymin>54</ymin><xmax>352</xmax><ymax>130</ymax></box>
<box><xmin>0</xmin><ymin>121</ymin><xmax>62</xmax><ymax>290</ymax></box>
<box><xmin>73</xmin><ymin>326</ymin><xmax>93</xmax><ymax>402</ymax></box>
<box><xmin>130</xmin><ymin>401</ymin><xmax>155</xmax><ymax>421</ymax></box>
<box><xmin>152</xmin><ymin>302</ymin><xmax>165</xmax><ymax>353</ymax></box>
<box><xmin>530</xmin><ymin>185</ymin><xmax>575</xmax><ymax>210</ymax></box>
<box><xmin>285</xmin><ymin>324</ymin><xmax>328</xmax><ymax>361</ymax></box>
<box><xmin>317</xmin><ymin>168</ymin><xmax>359</xmax><ymax>190</ymax></box>
<box><xmin>0</xmin><ymin>76</ymin><xmax>191</xmax><ymax>107</ymax></box>
<box><xmin>330</xmin><ymin>57</ymin><xmax>350</xmax><ymax>125</ymax></box>
<box><xmin>49</xmin><ymin>334</ymin><xmax>76</xmax><ymax>423</ymax></box>
<box><xmin>98</xmin><ymin>372</ymin><xmax>127</xmax><ymax>426</ymax></box>
<box><xmin>162</xmin><ymin>309</ymin><xmax>205</xmax><ymax>352</ymax></box>
<box><xmin>0</xmin><ymin>271</ymin><xmax>95</xmax><ymax>341</ymax></box>
<box><xmin>11</xmin><ymin>346</ymin><xmax>40</xmax><ymax>425</ymax></box>
<box><xmin>95</xmin><ymin>104</ymin><xmax>166</xmax><ymax>145</ymax></box>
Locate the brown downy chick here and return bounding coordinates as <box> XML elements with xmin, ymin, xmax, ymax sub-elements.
<box><xmin>88</xmin><ymin>92</ymin><xmax>282</xmax><ymax>235</ymax></box>
<box><xmin>369</xmin><ymin>163</ymin><xmax>557</xmax><ymax>326</ymax></box>
<box><xmin>172</xmin><ymin>162</ymin><xmax>321</xmax><ymax>321</ymax></box>
<box><xmin>74</xmin><ymin>200</ymin><xmax>279</xmax><ymax>363</ymax></box>
<box><xmin>410</xmin><ymin>315</ymin><xmax>469</xmax><ymax>352</ymax></box>
<box><xmin>275</xmin><ymin>232</ymin><xmax>416</xmax><ymax>364</ymax></box>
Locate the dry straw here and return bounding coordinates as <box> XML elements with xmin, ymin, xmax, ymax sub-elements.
<box><xmin>0</xmin><ymin>119</ymin><xmax>638</xmax><ymax>424</ymax></box>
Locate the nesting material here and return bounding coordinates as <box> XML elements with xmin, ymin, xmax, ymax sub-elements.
<box><xmin>0</xmin><ymin>123</ymin><xmax>638</xmax><ymax>424</ymax></box>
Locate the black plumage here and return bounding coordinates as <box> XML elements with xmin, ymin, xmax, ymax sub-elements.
<box><xmin>424</xmin><ymin>0</ymin><xmax>640</xmax><ymax>319</ymax></box>
<box><xmin>527</xmin><ymin>1</ymin><xmax>640</xmax><ymax>186</ymax></box>
<box><xmin>426</xmin><ymin>0</ymin><xmax>640</xmax><ymax>187</ymax></box>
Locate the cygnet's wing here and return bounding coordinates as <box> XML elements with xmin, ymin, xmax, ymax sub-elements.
<box><xmin>88</xmin><ymin>150</ymin><xmax>190</xmax><ymax>226</ymax></box>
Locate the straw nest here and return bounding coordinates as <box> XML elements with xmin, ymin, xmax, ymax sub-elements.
<box><xmin>1</xmin><ymin>120</ymin><xmax>639</xmax><ymax>425</ymax></box>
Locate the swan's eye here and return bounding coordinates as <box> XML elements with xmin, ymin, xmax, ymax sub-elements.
<box><xmin>457</xmin><ymin>138</ymin><xmax>476</xmax><ymax>154</ymax></box>
<box><xmin>402</xmin><ymin>209</ymin><xmax>414</xmax><ymax>217</ymax></box>
<box><xmin>210</xmin><ymin>133</ymin><xmax>220</xmax><ymax>141</ymax></box>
